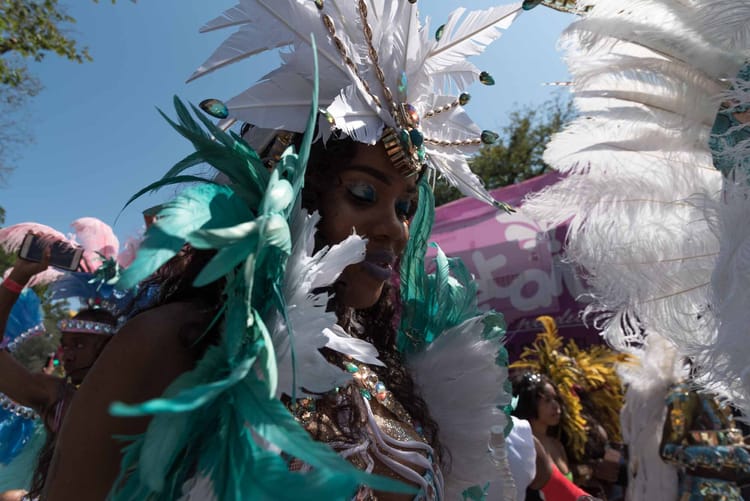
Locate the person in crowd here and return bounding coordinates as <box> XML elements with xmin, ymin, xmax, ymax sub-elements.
<box><xmin>0</xmin><ymin>245</ymin><xmax>118</xmax><ymax>499</ymax></box>
<box><xmin>660</xmin><ymin>376</ymin><xmax>750</xmax><ymax>500</ymax></box>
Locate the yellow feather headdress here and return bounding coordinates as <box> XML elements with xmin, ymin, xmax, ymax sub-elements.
<box><xmin>511</xmin><ymin>316</ymin><xmax>631</xmax><ymax>462</ymax></box>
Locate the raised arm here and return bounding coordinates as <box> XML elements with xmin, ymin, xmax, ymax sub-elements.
<box><xmin>0</xmin><ymin>252</ymin><xmax>60</xmax><ymax>412</ymax></box>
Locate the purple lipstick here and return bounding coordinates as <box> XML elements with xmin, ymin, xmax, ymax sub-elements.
<box><xmin>361</xmin><ymin>249</ymin><xmax>396</xmax><ymax>281</ymax></box>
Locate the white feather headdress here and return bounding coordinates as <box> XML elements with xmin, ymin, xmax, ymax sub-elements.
<box><xmin>189</xmin><ymin>0</ymin><xmax>525</xmax><ymax>207</ymax></box>
<box><xmin>522</xmin><ymin>0</ymin><xmax>750</xmax><ymax>406</ymax></box>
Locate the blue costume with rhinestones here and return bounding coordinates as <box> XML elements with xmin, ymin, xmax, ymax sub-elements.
<box><xmin>660</xmin><ymin>381</ymin><xmax>750</xmax><ymax>501</ymax></box>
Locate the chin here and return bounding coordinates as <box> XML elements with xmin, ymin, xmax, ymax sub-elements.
<box><xmin>335</xmin><ymin>266</ymin><xmax>386</xmax><ymax>310</ymax></box>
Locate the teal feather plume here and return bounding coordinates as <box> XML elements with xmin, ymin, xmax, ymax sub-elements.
<box><xmin>111</xmin><ymin>39</ymin><xmax>412</xmax><ymax>500</ymax></box>
<box><xmin>398</xmin><ymin>175</ymin><xmax>503</xmax><ymax>354</ymax></box>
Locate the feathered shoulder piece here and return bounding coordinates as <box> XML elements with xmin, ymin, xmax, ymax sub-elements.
<box><xmin>398</xmin><ymin>181</ymin><xmax>515</xmax><ymax>499</ymax></box>
<box><xmin>189</xmin><ymin>0</ymin><xmax>529</xmax><ymax>208</ymax></box>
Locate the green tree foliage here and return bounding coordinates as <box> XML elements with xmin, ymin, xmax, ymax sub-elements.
<box><xmin>433</xmin><ymin>96</ymin><xmax>574</xmax><ymax>206</ymax></box>
<box><xmin>0</xmin><ymin>0</ymin><xmax>114</xmax><ymax>91</ymax></box>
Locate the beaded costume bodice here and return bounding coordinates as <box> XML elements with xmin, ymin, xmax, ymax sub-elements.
<box><xmin>290</xmin><ymin>358</ymin><xmax>443</xmax><ymax>501</ymax></box>
<box><xmin>661</xmin><ymin>382</ymin><xmax>750</xmax><ymax>501</ymax></box>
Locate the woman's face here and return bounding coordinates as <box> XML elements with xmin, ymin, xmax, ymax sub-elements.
<box><xmin>316</xmin><ymin>142</ymin><xmax>417</xmax><ymax>309</ymax></box>
<box><xmin>60</xmin><ymin>332</ymin><xmax>110</xmax><ymax>385</ymax></box>
<box><xmin>535</xmin><ymin>382</ymin><xmax>562</xmax><ymax>427</ymax></box>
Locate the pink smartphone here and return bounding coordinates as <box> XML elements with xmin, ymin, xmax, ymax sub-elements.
<box><xmin>18</xmin><ymin>233</ymin><xmax>83</xmax><ymax>271</ymax></box>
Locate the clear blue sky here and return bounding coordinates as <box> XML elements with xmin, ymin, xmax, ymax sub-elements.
<box><xmin>1</xmin><ymin>1</ymin><xmax>571</xmax><ymax>241</ymax></box>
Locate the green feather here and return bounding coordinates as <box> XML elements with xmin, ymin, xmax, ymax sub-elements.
<box><xmin>188</xmin><ymin>221</ymin><xmax>260</xmax><ymax>249</ymax></box>
<box><xmin>193</xmin><ymin>238</ymin><xmax>257</xmax><ymax>287</ymax></box>
<box><xmin>120</xmin><ymin>175</ymin><xmax>215</xmax><ymax>214</ymax></box>
<box><xmin>253</xmin><ymin>310</ymin><xmax>278</xmax><ymax>398</ymax></box>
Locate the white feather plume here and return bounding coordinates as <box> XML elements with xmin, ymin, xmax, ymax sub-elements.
<box><xmin>618</xmin><ymin>333</ymin><xmax>682</xmax><ymax>501</ymax></box>
<box><xmin>421</xmin><ymin>5</ymin><xmax>521</xmax><ymax>89</ymax></box>
<box><xmin>191</xmin><ymin>0</ymin><xmax>525</xmax><ymax>206</ymax></box>
<box><xmin>271</xmin><ymin>209</ymin><xmax>382</xmax><ymax>398</ymax></box>
<box><xmin>699</xmin><ymin>172</ymin><xmax>750</xmax><ymax>414</ymax></box>
<box><xmin>407</xmin><ymin>315</ymin><xmax>511</xmax><ymax>500</ymax></box>
<box><xmin>523</xmin><ymin>0</ymin><xmax>747</xmax><ymax>372</ymax></box>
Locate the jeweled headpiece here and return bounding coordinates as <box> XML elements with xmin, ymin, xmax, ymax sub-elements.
<box><xmin>57</xmin><ymin>318</ymin><xmax>116</xmax><ymax>336</ymax></box>
<box><xmin>189</xmin><ymin>0</ymin><xmax>527</xmax><ymax>208</ymax></box>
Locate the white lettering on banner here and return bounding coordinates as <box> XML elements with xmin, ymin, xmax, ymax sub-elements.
<box><xmin>472</xmin><ymin>251</ymin><xmax>508</xmax><ymax>307</ymax></box>
<box><xmin>472</xmin><ymin>242</ymin><xmax>556</xmax><ymax>312</ymax></box>
<box><xmin>470</xmin><ymin>226</ymin><xmax>589</xmax><ymax>315</ymax></box>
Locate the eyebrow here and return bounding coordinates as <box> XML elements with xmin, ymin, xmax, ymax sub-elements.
<box><xmin>343</xmin><ymin>164</ymin><xmax>418</xmax><ymax>194</ymax></box>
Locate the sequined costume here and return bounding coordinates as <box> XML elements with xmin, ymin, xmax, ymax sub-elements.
<box><xmin>288</xmin><ymin>357</ymin><xmax>444</xmax><ymax>501</ymax></box>
<box><xmin>660</xmin><ymin>381</ymin><xmax>750</xmax><ymax>500</ymax></box>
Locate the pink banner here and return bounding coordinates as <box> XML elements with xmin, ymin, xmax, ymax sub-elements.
<box><xmin>430</xmin><ymin>173</ymin><xmax>601</xmax><ymax>358</ymax></box>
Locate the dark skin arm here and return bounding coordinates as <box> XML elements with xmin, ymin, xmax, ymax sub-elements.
<box><xmin>0</xmin><ymin>250</ymin><xmax>61</xmax><ymax>412</ymax></box>
<box><xmin>42</xmin><ymin>302</ymin><xmax>210</xmax><ymax>501</ymax></box>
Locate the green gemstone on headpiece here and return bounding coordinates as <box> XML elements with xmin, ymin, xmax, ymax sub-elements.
<box><xmin>313</xmin><ymin>0</ymin><xmax>324</xmax><ymax>10</ymax></box>
<box><xmin>399</xmin><ymin>128</ymin><xmax>411</xmax><ymax>149</ymax></box>
<box><xmin>435</xmin><ymin>24</ymin><xmax>445</xmax><ymax>42</ymax></box>
<box><xmin>409</xmin><ymin>129</ymin><xmax>424</xmax><ymax>148</ymax></box>
<box><xmin>522</xmin><ymin>0</ymin><xmax>544</xmax><ymax>10</ymax></box>
<box><xmin>479</xmin><ymin>71</ymin><xmax>495</xmax><ymax>86</ymax></box>
<box><xmin>459</xmin><ymin>93</ymin><xmax>471</xmax><ymax>106</ymax></box>
<box><xmin>360</xmin><ymin>388</ymin><xmax>372</xmax><ymax>400</ymax></box>
<box><xmin>417</xmin><ymin>148</ymin><xmax>426</xmax><ymax>163</ymax></box>
<box><xmin>345</xmin><ymin>362</ymin><xmax>359</xmax><ymax>373</ymax></box>
<box><xmin>399</xmin><ymin>72</ymin><xmax>408</xmax><ymax>95</ymax></box>
<box><xmin>481</xmin><ymin>130</ymin><xmax>499</xmax><ymax>144</ymax></box>
<box><xmin>199</xmin><ymin>98</ymin><xmax>229</xmax><ymax>119</ymax></box>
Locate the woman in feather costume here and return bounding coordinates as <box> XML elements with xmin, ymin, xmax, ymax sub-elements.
<box><xmin>36</xmin><ymin>1</ymin><xmax>588</xmax><ymax>500</ymax></box>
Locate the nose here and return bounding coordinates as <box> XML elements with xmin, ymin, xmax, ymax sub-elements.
<box><xmin>369</xmin><ymin>207</ymin><xmax>408</xmax><ymax>250</ymax></box>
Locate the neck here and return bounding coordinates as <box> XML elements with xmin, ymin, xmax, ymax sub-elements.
<box><xmin>530</xmin><ymin>419</ymin><xmax>548</xmax><ymax>439</ymax></box>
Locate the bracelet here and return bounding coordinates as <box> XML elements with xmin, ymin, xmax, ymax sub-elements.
<box><xmin>1</xmin><ymin>278</ymin><xmax>24</xmax><ymax>294</ymax></box>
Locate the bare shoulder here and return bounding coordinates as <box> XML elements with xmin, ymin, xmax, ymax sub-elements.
<box><xmin>84</xmin><ymin>301</ymin><xmax>214</xmax><ymax>394</ymax></box>
<box><xmin>118</xmin><ymin>301</ymin><xmax>212</xmax><ymax>338</ymax></box>
<box><xmin>43</xmin><ymin>302</ymin><xmax>216</xmax><ymax>500</ymax></box>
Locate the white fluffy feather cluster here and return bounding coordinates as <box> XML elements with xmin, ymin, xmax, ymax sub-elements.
<box><xmin>523</xmin><ymin>0</ymin><xmax>750</xmax><ymax>408</ymax></box>
<box><xmin>190</xmin><ymin>0</ymin><xmax>523</xmax><ymax>205</ymax></box>
<box><xmin>272</xmin><ymin>208</ymin><xmax>386</xmax><ymax>398</ymax></box>
<box><xmin>619</xmin><ymin>333</ymin><xmax>683</xmax><ymax>501</ymax></box>
<box><xmin>407</xmin><ymin>315</ymin><xmax>512</xmax><ymax>500</ymax></box>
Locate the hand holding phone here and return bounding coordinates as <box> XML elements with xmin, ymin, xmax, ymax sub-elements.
<box><xmin>18</xmin><ymin>233</ymin><xmax>83</xmax><ymax>272</ymax></box>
